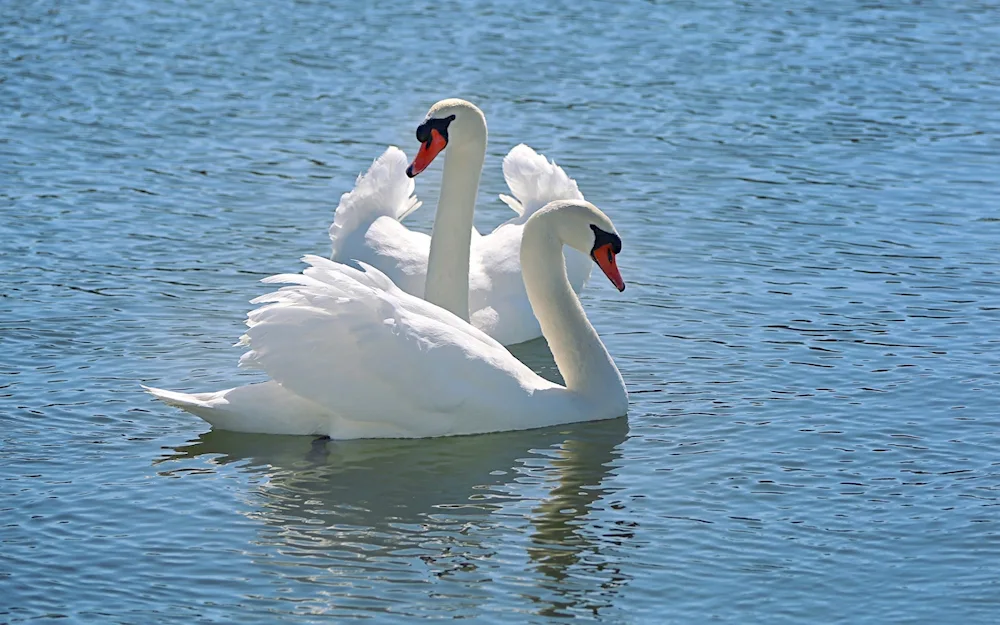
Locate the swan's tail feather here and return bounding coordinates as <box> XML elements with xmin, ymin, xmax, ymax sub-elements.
<box><xmin>142</xmin><ymin>385</ymin><xmax>221</xmax><ymax>410</ymax></box>
<box><xmin>142</xmin><ymin>382</ymin><xmax>334</xmax><ymax>435</ymax></box>
<box><xmin>328</xmin><ymin>147</ymin><xmax>421</xmax><ymax>260</ymax></box>
<box><xmin>501</xmin><ymin>144</ymin><xmax>584</xmax><ymax>219</ymax></box>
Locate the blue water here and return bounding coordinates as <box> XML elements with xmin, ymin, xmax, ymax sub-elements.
<box><xmin>3</xmin><ymin>0</ymin><xmax>1000</xmax><ymax>622</ymax></box>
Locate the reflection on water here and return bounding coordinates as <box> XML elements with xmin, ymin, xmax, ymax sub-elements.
<box><xmin>160</xmin><ymin>417</ymin><xmax>631</xmax><ymax>619</ymax></box>
<box><xmin>524</xmin><ymin>431</ymin><xmax>633</xmax><ymax>618</ymax></box>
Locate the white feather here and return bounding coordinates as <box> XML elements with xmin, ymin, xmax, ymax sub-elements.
<box><xmin>327</xmin><ymin>147</ymin><xmax>421</xmax><ymax>258</ymax></box>
<box><xmin>500</xmin><ymin>143</ymin><xmax>585</xmax><ymax>219</ymax></box>
<box><xmin>228</xmin><ymin>257</ymin><xmax>556</xmax><ymax>438</ymax></box>
<box><xmin>327</xmin><ymin>142</ymin><xmax>593</xmax><ymax>345</ymax></box>
<box><xmin>145</xmin><ymin>201</ymin><xmax>628</xmax><ymax>439</ymax></box>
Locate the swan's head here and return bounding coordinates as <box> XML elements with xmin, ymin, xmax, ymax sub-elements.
<box><xmin>406</xmin><ymin>98</ymin><xmax>487</xmax><ymax>178</ymax></box>
<box><xmin>544</xmin><ymin>200</ymin><xmax>625</xmax><ymax>292</ymax></box>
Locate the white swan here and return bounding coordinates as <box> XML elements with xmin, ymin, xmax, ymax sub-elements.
<box><xmin>329</xmin><ymin>98</ymin><xmax>593</xmax><ymax>345</ymax></box>
<box><xmin>143</xmin><ymin>198</ymin><xmax>628</xmax><ymax>439</ymax></box>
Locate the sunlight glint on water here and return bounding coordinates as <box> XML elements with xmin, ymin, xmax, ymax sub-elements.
<box><xmin>2</xmin><ymin>0</ymin><xmax>999</xmax><ymax>622</ymax></box>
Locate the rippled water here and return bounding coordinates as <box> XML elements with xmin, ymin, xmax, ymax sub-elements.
<box><xmin>3</xmin><ymin>0</ymin><xmax>1000</xmax><ymax>622</ymax></box>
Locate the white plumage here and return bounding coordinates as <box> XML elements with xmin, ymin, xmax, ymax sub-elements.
<box><xmin>328</xmin><ymin>137</ymin><xmax>592</xmax><ymax>345</ymax></box>
<box><xmin>144</xmin><ymin>99</ymin><xmax>628</xmax><ymax>438</ymax></box>
<box><xmin>145</xmin><ymin>203</ymin><xmax>628</xmax><ymax>438</ymax></box>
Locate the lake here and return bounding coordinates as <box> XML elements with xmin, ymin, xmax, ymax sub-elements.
<box><xmin>2</xmin><ymin>0</ymin><xmax>999</xmax><ymax>622</ymax></box>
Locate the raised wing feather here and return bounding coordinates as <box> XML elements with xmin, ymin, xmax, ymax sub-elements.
<box><xmin>498</xmin><ymin>144</ymin><xmax>584</xmax><ymax>220</ymax></box>
<box><xmin>328</xmin><ymin>147</ymin><xmax>422</xmax><ymax>259</ymax></box>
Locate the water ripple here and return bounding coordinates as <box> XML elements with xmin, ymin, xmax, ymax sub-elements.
<box><xmin>2</xmin><ymin>0</ymin><xmax>1000</xmax><ymax>622</ymax></box>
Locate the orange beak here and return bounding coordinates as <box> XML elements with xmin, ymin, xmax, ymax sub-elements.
<box><xmin>592</xmin><ymin>243</ymin><xmax>625</xmax><ymax>292</ymax></box>
<box><xmin>406</xmin><ymin>129</ymin><xmax>447</xmax><ymax>178</ymax></box>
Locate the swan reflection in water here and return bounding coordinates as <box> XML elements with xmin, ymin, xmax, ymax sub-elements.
<box><xmin>159</xmin><ymin>384</ymin><xmax>632</xmax><ymax>620</ymax></box>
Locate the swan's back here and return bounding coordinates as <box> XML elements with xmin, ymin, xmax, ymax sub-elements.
<box><xmin>238</xmin><ymin>256</ymin><xmax>557</xmax><ymax>438</ymax></box>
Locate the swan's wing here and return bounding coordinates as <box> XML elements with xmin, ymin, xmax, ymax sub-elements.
<box><xmin>498</xmin><ymin>194</ymin><xmax>524</xmax><ymax>216</ymax></box>
<box><xmin>238</xmin><ymin>256</ymin><xmax>540</xmax><ymax>436</ymax></box>
<box><xmin>499</xmin><ymin>143</ymin><xmax>585</xmax><ymax>219</ymax></box>
<box><xmin>480</xmin><ymin>146</ymin><xmax>592</xmax><ymax>329</ymax></box>
<box><xmin>328</xmin><ymin>147</ymin><xmax>422</xmax><ymax>259</ymax></box>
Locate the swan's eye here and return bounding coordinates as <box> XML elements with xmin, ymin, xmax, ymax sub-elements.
<box><xmin>589</xmin><ymin>224</ymin><xmax>622</xmax><ymax>256</ymax></box>
<box><xmin>415</xmin><ymin>115</ymin><xmax>457</xmax><ymax>146</ymax></box>
<box><xmin>416</xmin><ymin>124</ymin><xmax>430</xmax><ymax>144</ymax></box>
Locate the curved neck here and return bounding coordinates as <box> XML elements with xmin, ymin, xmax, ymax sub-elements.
<box><xmin>423</xmin><ymin>121</ymin><xmax>486</xmax><ymax>321</ymax></box>
<box><xmin>520</xmin><ymin>214</ymin><xmax>625</xmax><ymax>398</ymax></box>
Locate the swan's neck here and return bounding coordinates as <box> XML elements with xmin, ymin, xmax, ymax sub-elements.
<box><xmin>520</xmin><ymin>217</ymin><xmax>625</xmax><ymax>399</ymax></box>
<box><xmin>424</xmin><ymin>123</ymin><xmax>486</xmax><ymax>322</ymax></box>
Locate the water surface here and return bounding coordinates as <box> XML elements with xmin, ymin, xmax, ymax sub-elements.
<box><xmin>3</xmin><ymin>0</ymin><xmax>1000</xmax><ymax>622</ymax></box>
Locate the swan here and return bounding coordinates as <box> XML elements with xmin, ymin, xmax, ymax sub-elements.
<box><xmin>329</xmin><ymin>98</ymin><xmax>593</xmax><ymax>345</ymax></box>
<box><xmin>143</xmin><ymin>198</ymin><xmax>628</xmax><ymax>439</ymax></box>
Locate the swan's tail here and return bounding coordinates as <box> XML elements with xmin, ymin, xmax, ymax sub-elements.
<box><xmin>142</xmin><ymin>382</ymin><xmax>333</xmax><ymax>435</ymax></box>
<box><xmin>142</xmin><ymin>385</ymin><xmax>231</xmax><ymax>416</ymax></box>
<box><xmin>329</xmin><ymin>146</ymin><xmax>422</xmax><ymax>260</ymax></box>
<box><xmin>497</xmin><ymin>144</ymin><xmax>584</xmax><ymax>219</ymax></box>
